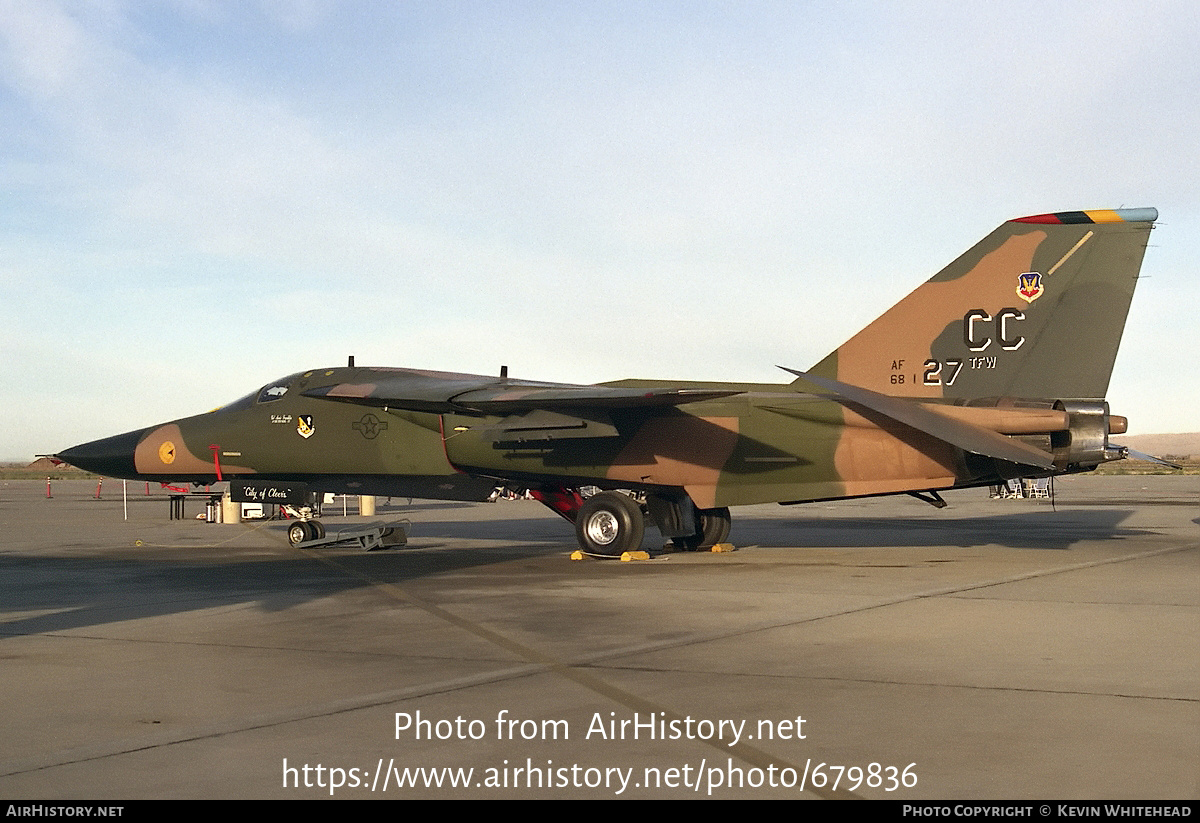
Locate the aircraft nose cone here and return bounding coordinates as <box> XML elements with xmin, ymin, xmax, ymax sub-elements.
<box><xmin>56</xmin><ymin>427</ymin><xmax>150</xmax><ymax>479</ymax></box>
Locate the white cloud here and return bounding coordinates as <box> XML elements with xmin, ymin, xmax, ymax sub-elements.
<box><xmin>0</xmin><ymin>0</ymin><xmax>89</xmax><ymax>99</ymax></box>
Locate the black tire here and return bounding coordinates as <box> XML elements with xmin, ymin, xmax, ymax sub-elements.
<box><xmin>575</xmin><ymin>492</ymin><xmax>645</xmax><ymax>556</ymax></box>
<box><xmin>310</xmin><ymin>521</ymin><xmax>326</xmax><ymax>540</ymax></box>
<box><xmin>700</xmin><ymin>507</ymin><xmax>731</xmax><ymax>546</ymax></box>
<box><xmin>287</xmin><ymin>521</ymin><xmax>311</xmax><ymax>546</ymax></box>
<box><xmin>679</xmin><ymin>507</ymin><xmax>731</xmax><ymax>551</ymax></box>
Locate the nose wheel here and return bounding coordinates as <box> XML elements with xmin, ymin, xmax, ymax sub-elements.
<box><xmin>287</xmin><ymin>520</ymin><xmax>326</xmax><ymax>546</ymax></box>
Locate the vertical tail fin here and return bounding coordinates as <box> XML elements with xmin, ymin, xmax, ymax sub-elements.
<box><xmin>801</xmin><ymin>208</ymin><xmax>1157</xmax><ymax>401</ymax></box>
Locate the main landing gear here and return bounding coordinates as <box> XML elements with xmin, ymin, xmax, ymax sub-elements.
<box><xmin>575</xmin><ymin>492</ymin><xmax>645</xmax><ymax>556</ymax></box>
<box><xmin>532</xmin><ymin>487</ymin><xmax>731</xmax><ymax>556</ymax></box>
<box><xmin>678</xmin><ymin>506</ymin><xmax>732</xmax><ymax>551</ymax></box>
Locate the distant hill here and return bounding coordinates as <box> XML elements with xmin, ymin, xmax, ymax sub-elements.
<box><xmin>1116</xmin><ymin>432</ymin><xmax>1200</xmax><ymax>459</ymax></box>
<box><xmin>0</xmin><ymin>458</ymin><xmax>91</xmax><ymax>479</ymax></box>
<box><xmin>25</xmin><ymin>457</ymin><xmax>84</xmax><ymax>472</ymax></box>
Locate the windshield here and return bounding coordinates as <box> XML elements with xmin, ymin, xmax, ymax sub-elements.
<box><xmin>214</xmin><ymin>373</ymin><xmax>302</xmax><ymax>413</ymax></box>
<box><xmin>256</xmin><ymin>381</ymin><xmax>290</xmax><ymax>403</ymax></box>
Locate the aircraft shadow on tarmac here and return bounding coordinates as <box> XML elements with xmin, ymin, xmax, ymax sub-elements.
<box><xmin>0</xmin><ymin>508</ymin><xmax>1145</xmax><ymax>638</ymax></box>
<box><xmin>727</xmin><ymin>507</ymin><xmax>1146</xmax><ymax>550</ymax></box>
<box><xmin>0</xmin><ymin>517</ymin><xmax>573</xmax><ymax>638</ymax></box>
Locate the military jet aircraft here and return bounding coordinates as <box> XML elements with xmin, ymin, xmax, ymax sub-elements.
<box><xmin>58</xmin><ymin>208</ymin><xmax>1157</xmax><ymax>554</ymax></box>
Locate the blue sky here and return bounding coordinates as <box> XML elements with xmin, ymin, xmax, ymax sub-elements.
<box><xmin>2</xmin><ymin>1</ymin><xmax>1197</xmax><ymax>460</ymax></box>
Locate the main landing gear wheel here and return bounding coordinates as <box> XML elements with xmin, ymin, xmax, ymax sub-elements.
<box><xmin>575</xmin><ymin>491</ymin><xmax>645</xmax><ymax>556</ymax></box>
<box><xmin>680</xmin><ymin>507</ymin><xmax>731</xmax><ymax>551</ymax></box>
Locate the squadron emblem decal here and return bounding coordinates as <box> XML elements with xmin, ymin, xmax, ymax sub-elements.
<box><xmin>1016</xmin><ymin>271</ymin><xmax>1044</xmax><ymax>303</ymax></box>
<box><xmin>158</xmin><ymin>441</ymin><xmax>176</xmax><ymax>464</ymax></box>
<box><xmin>296</xmin><ymin>415</ymin><xmax>315</xmax><ymax>439</ymax></box>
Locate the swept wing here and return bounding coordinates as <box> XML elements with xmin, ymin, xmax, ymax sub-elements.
<box><xmin>301</xmin><ymin>368</ymin><xmax>742</xmax><ymax>414</ymax></box>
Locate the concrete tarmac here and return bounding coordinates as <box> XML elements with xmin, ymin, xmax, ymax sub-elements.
<box><xmin>1</xmin><ymin>476</ymin><xmax>1196</xmax><ymax>799</ymax></box>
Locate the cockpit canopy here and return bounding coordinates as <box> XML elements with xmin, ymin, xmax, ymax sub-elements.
<box><xmin>216</xmin><ymin>373</ymin><xmax>303</xmax><ymax>413</ymax></box>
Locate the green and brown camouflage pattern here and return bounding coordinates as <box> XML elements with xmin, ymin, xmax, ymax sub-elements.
<box><xmin>804</xmin><ymin>208</ymin><xmax>1155</xmax><ymax>400</ymax></box>
<box><xmin>57</xmin><ymin>208</ymin><xmax>1157</xmax><ymax>548</ymax></box>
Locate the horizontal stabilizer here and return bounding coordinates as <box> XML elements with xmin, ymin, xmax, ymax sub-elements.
<box><xmin>779</xmin><ymin>367</ymin><xmax>1056</xmax><ymax>469</ymax></box>
<box><xmin>1110</xmin><ymin>445</ymin><xmax>1183</xmax><ymax>470</ymax></box>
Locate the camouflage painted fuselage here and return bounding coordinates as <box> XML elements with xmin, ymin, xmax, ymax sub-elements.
<box><xmin>76</xmin><ymin>367</ymin><xmax>1068</xmax><ymax>507</ymax></box>
<box><xmin>58</xmin><ymin>208</ymin><xmax>1156</xmax><ymax>549</ymax></box>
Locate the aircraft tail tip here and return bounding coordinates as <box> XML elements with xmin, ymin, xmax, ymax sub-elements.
<box><xmin>1011</xmin><ymin>207</ymin><xmax>1157</xmax><ymax>225</ymax></box>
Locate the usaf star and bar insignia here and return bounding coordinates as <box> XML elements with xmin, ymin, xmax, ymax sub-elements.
<box><xmin>352</xmin><ymin>414</ymin><xmax>388</xmax><ymax>440</ymax></box>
